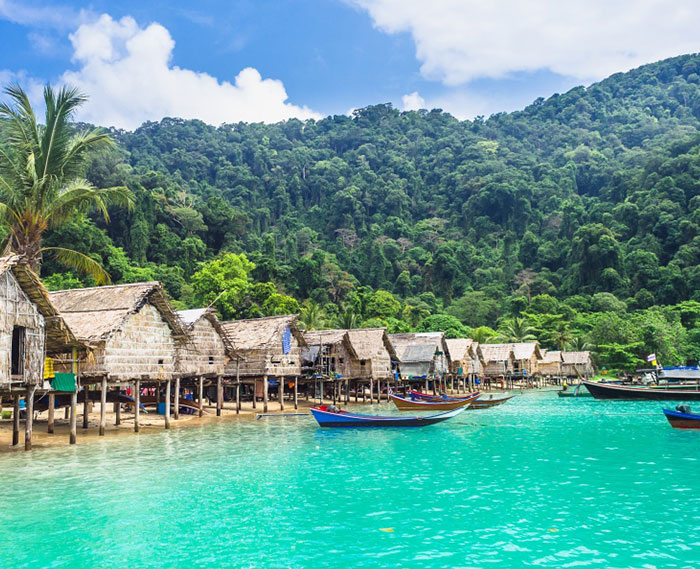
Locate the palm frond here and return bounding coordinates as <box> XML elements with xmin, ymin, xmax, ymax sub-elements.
<box><xmin>46</xmin><ymin>181</ymin><xmax>134</xmax><ymax>226</ymax></box>
<box><xmin>41</xmin><ymin>246</ymin><xmax>111</xmax><ymax>285</ymax></box>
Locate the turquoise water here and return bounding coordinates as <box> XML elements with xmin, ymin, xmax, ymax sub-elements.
<box><xmin>1</xmin><ymin>391</ymin><xmax>699</xmax><ymax>568</ymax></box>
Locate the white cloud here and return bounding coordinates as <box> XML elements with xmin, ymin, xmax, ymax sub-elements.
<box><xmin>401</xmin><ymin>91</ymin><xmax>425</xmax><ymax>111</ymax></box>
<box><xmin>351</xmin><ymin>0</ymin><xmax>700</xmax><ymax>84</ymax></box>
<box><xmin>61</xmin><ymin>14</ymin><xmax>321</xmax><ymax>130</ymax></box>
<box><xmin>0</xmin><ymin>0</ymin><xmax>91</xmax><ymax>29</ymax></box>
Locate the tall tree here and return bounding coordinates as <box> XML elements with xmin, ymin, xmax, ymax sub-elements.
<box><xmin>0</xmin><ymin>84</ymin><xmax>132</xmax><ymax>282</ymax></box>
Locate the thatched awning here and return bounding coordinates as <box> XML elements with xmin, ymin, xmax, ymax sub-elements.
<box><xmin>345</xmin><ymin>328</ymin><xmax>397</xmax><ymax>360</ymax></box>
<box><xmin>0</xmin><ymin>255</ymin><xmax>81</xmax><ymax>354</ymax></box>
<box><xmin>303</xmin><ymin>330</ymin><xmax>359</xmax><ymax>359</ymax></box>
<box><xmin>220</xmin><ymin>314</ymin><xmax>307</xmax><ymax>352</ymax></box>
<box><xmin>49</xmin><ymin>281</ymin><xmax>188</xmax><ymax>347</ymax></box>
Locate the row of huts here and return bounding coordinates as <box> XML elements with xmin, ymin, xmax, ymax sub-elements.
<box><xmin>1</xmin><ymin>255</ymin><xmax>595</xmax><ymax>449</ymax></box>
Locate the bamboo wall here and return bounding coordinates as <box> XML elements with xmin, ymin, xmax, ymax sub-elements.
<box><xmin>0</xmin><ymin>271</ymin><xmax>45</xmax><ymax>387</ymax></box>
<box><xmin>176</xmin><ymin>317</ymin><xmax>228</xmax><ymax>378</ymax></box>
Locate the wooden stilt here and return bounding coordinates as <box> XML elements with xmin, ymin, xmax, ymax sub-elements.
<box><xmin>355</xmin><ymin>380</ymin><xmax>359</xmax><ymax>403</ymax></box>
<box><xmin>25</xmin><ymin>384</ymin><xmax>36</xmax><ymax>451</ymax></box>
<box><xmin>134</xmin><ymin>380</ymin><xmax>141</xmax><ymax>433</ymax></box>
<box><xmin>263</xmin><ymin>375</ymin><xmax>268</xmax><ymax>413</ymax></box>
<box><xmin>48</xmin><ymin>392</ymin><xmax>55</xmax><ymax>434</ymax></box>
<box><xmin>174</xmin><ymin>376</ymin><xmax>180</xmax><ymax>420</ymax></box>
<box><xmin>165</xmin><ymin>379</ymin><xmax>171</xmax><ymax>429</ymax></box>
<box><xmin>12</xmin><ymin>394</ymin><xmax>20</xmax><ymax>446</ymax></box>
<box><xmin>115</xmin><ymin>395</ymin><xmax>121</xmax><ymax>426</ymax></box>
<box><xmin>198</xmin><ymin>376</ymin><xmax>204</xmax><ymax>417</ymax></box>
<box><xmin>345</xmin><ymin>379</ymin><xmax>349</xmax><ymax>405</ymax></box>
<box><xmin>64</xmin><ymin>406</ymin><xmax>69</xmax><ymax>419</ymax></box>
<box><xmin>252</xmin><ymin>379</ymin><xmax>257</xmax><ymax>409</ymax></box>
<box><xmin>83</xmin><ymin>383</ymin><xmax>89</xmax><ymax>429</ymax></box>
<box><xmin>69</xmin><ymin>390</ymin><xmax>77</xmax><ymax>444</ymax></box>
<box><xmin>294</xmin><ymin>378</ymin><xmax>298</xmax><ymax>410</ymax></box>
<box><xmin>99</xmin><ymin>376</ymin><xmax>107</xmax><ymax>436</ymax></box>
<box><xmin>363</xmin><ymin>380</ymin><xmax>366</xmax><ymax>403</ymax></box>
<box><xmin>217</xmin><ymin>375</ymin><xmax>223</xmax><ymax>416</ymax></box>
<box><xmin>279</xmin><ymin>376</ymin><xmax>285</xmax><ymax>411</ymax></box>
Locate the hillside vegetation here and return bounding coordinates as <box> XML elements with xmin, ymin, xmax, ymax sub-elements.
<box><xmin>29</xmin><ymin>53</ymin><xmax>700</xmax><ymax>368</ymax></box>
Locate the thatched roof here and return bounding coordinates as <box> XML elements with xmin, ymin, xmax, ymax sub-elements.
<box><xmin>482</xmin><ymin>342</ymin><xmax>542</xmax><ymax>361</ymax></box>
<box><xmin>345</xmin><ymin>328</ymin><xmax>397</xmax><ymax>360</ymax></box>
<box><xmin>540</xmin><ymin>350</ymin><xmax>563</xmax><ymax>364</ymax></box>
<box><xmin>0</xmin><ymin>255</ymin><xmax>81</xmax><ymax>353</ymax></box>
<box><xmin>303</xmin><ymin>330</ymin><xmax>358</xmax><ymax>359</ymax></box>
<box><xmin>562</xmin><ymin>351</ymin><xmax>592</xmax><ymax>365</ymax></box>
<box><xmin>50</xmin><ymin>282</ymin><xmax>187</xmax><ymax>347</ymax></box>
<box><xmin>220</xmin><ymin>314</ymin><xmax>307</xmax><ymax>352</ymax></box>
<box><xmin>388</xmin><ymin>332</ymin><xmax>448</xmax><ymax>363</ymax></box>
<box><xmin>176</xmin><ymin>307</ymin><xmax>237</xmax><ymax>356</ymax></box>
<box><xmin>445</xmin><ymin>338</ymin><xmax>474</xmax><ymax>362</ymax></box>
<box><xmin>479</xmin><ymin>344</ymin><xmax>515</xmax><ymax>363</ymax></box>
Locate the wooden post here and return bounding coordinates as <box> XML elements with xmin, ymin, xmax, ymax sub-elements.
<box><xmin>82</xmin><ymin>383</ymin><xmax>90</xmax><ymax>429</ymax></box>
<box><xmin>99</xmin><ymin>376</ymin><xmax>107</xmax><ymax>436</ymax></box>
<box><xmin>362</xmin><ymin>380</ymin><xmax>366</xmax><ymax>403</ymax></box>
<box><xmin>294</xmin><ymin>378</ymin><xmax>298</xmax><ymax>410</ymax></box>
<box><xmin>355</xmin><ymin>380</ymin><xmax>359</xmax><ymax>403</ymax></box>
<box><xmin>12</xmin><ymin>394</ymin><xmax>20</xmax><ymax>446</ymax></box>
<box><xmin>279</xmin><ymin>377</ymin><xmax>285</xmax><ymax>411</ymax></box>
<box><xmin>25</xmin><ymin>384</ymin><xmax>36</xmax><ymax>451</ymax></box>
<box><xmin>174</xmin><ymin>376</ymin><xmax>180</xmax><ymax>420</ymax></box>
<box><xmin>69</xmin><ymin>390</ymin><xmax>77</xmax><ymax>444</ymax></box>
<box><xmin>217</xmin><ymin>375</ymin><xmax>223</xmax><ymax>417</ymax></box>
<box><xmin>263</xmin><ymin>376</ymin><xmax>268</xmax><ymax>413</ymax></box>
<box><xmin>198</xmin><ymin>376</ymin><xmax>204</xmax><ymax>418</ymax></box>
<box><xmin>370</xmin><ymin>379</ymin><xmax>375</xmax><ymax>403</ymax></box>
<box><xmin>252</xmin><ymin>379</ymin><xmax>257</xmax><ymax>409</ymax></box>
<box><xmin>344</xmin><ymin>380</ymin><xmax>349</xmax><ymax>405</ymax></box>
<box><xmin>236</xmin><ymin>360</ymin><xmax>241</xmax><ymax>414</ymax></box>
<box><xmin>165</xmin><ymin>379</ymin><xmax>171</xmax><ymax>430</ymax></box>
<box><xmin>134</xmin><ymin>379</ymin><xmax>140</xmax><ymax>433</ymax></box>
<box><xmin>115</xmin><ymin>395</ymin><xmax>121</xmax><ymax>426</ymax></box>
<box><xmin>48</xmin><ymin>392</ymin><xmax>55</xmax><ymax>434</ymax></box>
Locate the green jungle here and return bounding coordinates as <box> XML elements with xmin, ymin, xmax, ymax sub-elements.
<box><xmin>7</xmin><ymin>53</ymin><xmax>700</xmax><ymax>370</ymax></box>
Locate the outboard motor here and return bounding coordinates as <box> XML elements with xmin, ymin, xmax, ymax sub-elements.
<box><xmin>676</xmin><ymin>404</ymin><xmax>691</xmax><ymax>414</ymax></box>
<box><xmin>327</xmin><ymin>404</ymin><xmax>340</xmax><ymax>413</ymax></box>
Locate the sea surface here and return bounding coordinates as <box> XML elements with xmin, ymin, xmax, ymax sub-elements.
<box><xmin>1</xmin><ymin>391</ymin><xmax>699</xmax><ymax>568</ymax></box>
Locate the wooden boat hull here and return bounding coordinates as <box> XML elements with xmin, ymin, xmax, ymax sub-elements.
<box><xmin>390</xmin><ymin>393</ymin><xmax>477</xmax><ymax>410</ymax></box>
<box><xmin>409</xmin><ymin>390</ymin><xmax>480</xmax><ymax>402</ymax></box>
<box><xmin>583</xmin><ymin>381</ymin><xmax>700</xmax><ymax>401</ymax></box>
<box><xmin>310</xmin><ymin>406</ymin><xmax>466</xmax><ymax>428</ymax></box>
<box><xmin>663</xmin><ymin>408</ymin><xmax>700</xmax><ymax>429</ymax></box>
<box><xmin>469</xmin><ymin>395</ymin><xmax>513</xmax><ymax>408</ymax></box>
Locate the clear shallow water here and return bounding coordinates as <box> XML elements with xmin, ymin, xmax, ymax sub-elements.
<box><xmin>1</xmin><ymin>391</ymin><xmax>699</xmax><ymax>569</ymax></box>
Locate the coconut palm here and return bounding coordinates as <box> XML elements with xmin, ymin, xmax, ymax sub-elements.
<box><xmin>337</xmin><ymin>305</ymin><xmax>360</xmax><ymax>330</ymax></box>
<box><xmin>0</xmin><ymin>83</ymin><xmax>133</xmax><ymax>283</ymax></box>
<box><xmin>299</xmin><ymin>300</ymin><xmax>325</xmax><ymax>331</ymax></box>
<box><xmin>498</xmin><ymin>317</ymin><xmax>536</xmax><ymax>343</ymax></box>
<box><xmin>565</xmin><ymin>336</ymin><xmax>594</xmax><ymax>352</ymax></box>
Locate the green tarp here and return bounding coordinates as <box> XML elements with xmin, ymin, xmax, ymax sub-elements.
<box><xmin>52</xmin><ymin>373</ymin><xmax>76</xmax><ymax>392</ymax></box>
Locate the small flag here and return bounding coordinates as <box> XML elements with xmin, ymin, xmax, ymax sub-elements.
<box><xmin>646</xmin><ymin>354</ymin><xmax>656</xmax><ymax>362</ymax></box>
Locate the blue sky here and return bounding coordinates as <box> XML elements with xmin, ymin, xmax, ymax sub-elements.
<box><xmin>1</xmin><ymin>0</ymin><xmax>699</xmax><ymax>129</ymax></box>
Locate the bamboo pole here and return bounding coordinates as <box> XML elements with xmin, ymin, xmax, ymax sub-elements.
<box><xmin>263</xmin><ymin>375</ymin><xmax>268</xmax><ymax>413</ymax></box>
<box><xmin>279</xmin><ymin>377</ymin><xmax>285</xmax><ymax>411</ymax></box>
<box><xmin>83</xmin><ymin>383</ymin><xmax>89</xmax><ymax>429</ymax></box>
<box><xmin>48</xmin><ymin>392</ymin><xmax>55</xmax><ymax>434</ymax></box>
<box><xmin>294</xmin><ymin>378</ymin><xmax>298</xmax><ymax>410</ymax></box>
<box><xmin>69</xmin><ymin>389</ymin><xmax>77</xmax><ymax>444</ymax></box>
<box><xmin>217</xmin><ymin>375</ymin><xmax>223</xmax><ymax>417</ymax></box>
<box><xmin>99</xmin><ymin>376</ymin><xmax>107</xmax><ymax>436</ymax></box>
<box><xmin>174</xmin><ymin>376</ymin><xmax>180</xmax><ymax>420</ymax></box>
<box><xmin>236</xmin><ymin>360</ymin><xmax>241</xmax><ymax>414</ymax></box>
<box><xmin>165</xmin><ymin>379</ymin><xmax>171</xmax><ymax>430</ymax></box>
<box><xmin>198</xmin><ymin>376</ymin><xmax>204</xmax><ymax>418</ymax></box>
<box><xmin>252</xmin><ymin>379</ymin><xmax>257</xmax><ymax>409</ymax></box>
<box><xmin>25</xmin><ymin>384</ymin><xmax>36</xmax><ymax>451</ymax></box>
<box><xmin>12</xmin><ymin>394</ymin><xmax>20</xmax><ymax>446</ymax></box>
<box><xmin>115</xmin><ymin>397</ymin><xmax>121</xmax><ymax>426</ymax></box>
<box><xmin>134</xmin><ymin>379</ymin><xmax>140</xmax><ymax>433</ymax></box>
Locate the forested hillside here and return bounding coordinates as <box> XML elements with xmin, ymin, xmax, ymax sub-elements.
<box><xmin>31</xmin><ymin>53</ymin><xmax>700</xmax><ymax>367</ymax></box>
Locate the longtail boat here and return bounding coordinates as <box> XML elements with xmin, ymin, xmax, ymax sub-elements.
<box><xmin>663</xmin><ymin>406</ymin><xmax>700</xmax><ymax>429</ymax></box>
<box><xmin>390</xmin><ymin>392</ymin><xmax>478</xmax><ymax>411</ymax></box>
<box><xmin>583</xmin><ymin>380</ymin><xmax>700</xmax><ymax>401</ymax></box>
<box><xmin>409</xmin><ymin>390</ymin><xmax>480</xmax><ymax>402</ymax></box>
<box><xmin>468</xmin><ymin>395</ymin><xmax>514</xmax><ymax>409</ymax></box>
<box><xmin>310</xmin><ymin>405</ymin><xmax>466</xmax><ymax>428</ymax></box>
<box><xmin>557</xmin><ymin>384</ymin><xmax>592</xmax><ymax>398</ymax></box>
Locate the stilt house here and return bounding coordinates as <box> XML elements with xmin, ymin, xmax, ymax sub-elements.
<box><xmin>176</xmin><ymin>308</ymin><xmax>235</xmax><ymax>379</ymax></box>
<box><xmin>478</xmin><ymin>344</ymin><xmax>516</xmax><ymax>378</ymax></box>
<box><xmin>445</xmin><ymin>338</ymin><xmax>480</xmax><ymax>379</ymax></box>
<box><xmin>561</xmin><ymin>351</ymin><xmax>595</xmax><ymax>378</ymax></box>
<box><xmin>49</xmin><ymin>282</ymin><xmax>188</xmax><ymax>382</ymax></box>
<box><xmin>345</xmin><ymin>328</ymin><xmax>397</xmax><ymax>380</ymax></box>
<box><xmin>389</xmin><ymin>332</ymin><xmax>450</xmax><ymax>379</ymax></box>
<box><xmin>0</xmin><ymin>255</ymin><xmax>79</xmax><ymax>389</ymax></box>
<box><xmin>479</xmin><ymin>342</ymin><xmax>542</xmax><ymax>377</ymax></box>
<box><xmin>538</xmin><ymin>350</ymin><xmax>563</xmax><ymax>376</ymax></box>
<box><xmin>302</xmin><ymin>330</ymin><xmax>358</xmax><ymax>379</ymax></box>
<box><xmin>221</xmin><ymin>314</ymin><xmax>307</xmax><ymax>379</ymax></box>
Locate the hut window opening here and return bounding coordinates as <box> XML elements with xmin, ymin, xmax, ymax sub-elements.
<box><xmin>11</xmin><ymin>326</ymin><xmax>25</xmax><ymax>377</ymax></box>
<box><xmin>158</xmin><ymin>359</ymin><xmax>164</xmax><ymax>365</ymax></box>
<box><xmin>209</xmin><ymin>356</ymin><xmax>214</xmax><ymax>365</ymax></box>
<box><xmin>360</xmin><ymin>359</ymin><xmax>366</xmax><ymax>367</ymax></box>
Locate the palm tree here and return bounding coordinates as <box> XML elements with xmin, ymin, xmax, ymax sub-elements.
<box><xmin>337</xmin><ymin>305</ymin><xmax>360</xmax><ymax>330</ymax></box>
<box><xmin>498</xmin><ymin>317</ymin><xmax>536</xmax><ymax>343</ymax></box>
<box><xmin>0</xmin><ymin>83</ymin><xmax>132</xmax><ymax>283</ymax></box>
<box><xmin>566</xmin><ymin>336</ymin><xmax>594</xmax><ymax>352</ymax></box>
<box><xmin>299</xmin><ymin>300</ymin><xmax>325</xmax><ymax>331</ymax></box>
<box><xmin>550</xmin><ymin>321</ymin><xmax>573</xmax><ymax>350</ymax></box>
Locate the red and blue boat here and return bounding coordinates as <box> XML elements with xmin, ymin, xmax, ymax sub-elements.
<box><xmin>663</xmin><ymin>406</ymin><xmax>700</xmax><ymax>429</ymax></box>
<box><xmin>310</xmin><ymin>404</ymin><xmax>466</xmax><ymax>428</ymax></box>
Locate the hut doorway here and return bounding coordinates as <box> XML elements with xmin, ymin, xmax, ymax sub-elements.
<box><xmin>11</xmin><ymin>326</ymin><xmax>25</xmax><ymax>378</ymax></box>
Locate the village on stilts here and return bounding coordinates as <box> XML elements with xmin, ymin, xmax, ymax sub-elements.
<box><xmin>0</xmin><ymin>255</ymin><xmax>598</xmax><ymax>450</ymax></box>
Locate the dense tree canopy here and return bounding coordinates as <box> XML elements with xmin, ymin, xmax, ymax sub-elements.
<box><xmin>11</xmin><ymin>53</ymin><xmax>700</xmax><ymax>369</ymax></box>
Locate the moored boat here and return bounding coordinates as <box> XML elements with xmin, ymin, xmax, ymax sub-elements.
<box><xmin>390</xmin><ymin>392</ymin><xmax>478</xmax><ymax>411</ymax></box>
<box><xmin>310</xmin><ymin>405</ymin><xmax>466</xmax><ymax>428</ymax></box>
<box><xmin>409</xmin><ymin>390</ymin><xmax>479</xmax><ymax>402</ymax></box>
<box><xmin>583</xmin><ymin>380</ymin><xmax>700</xmax><ymax>401</ymax></box>
<box><xmin>663</xmin><ymin>406</ymin><xmax>700</xmax><ymax>429</ymax></box>
<box><xmin>468</xmin><ymin>395</ymin><xmax>513</xmax><ymax>409</ymax></box>
<box><xmin>557</xmin><ymin>384</ymin><xmax>592</xmax><ymax>398</ymax></box>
